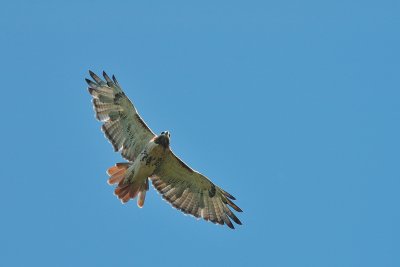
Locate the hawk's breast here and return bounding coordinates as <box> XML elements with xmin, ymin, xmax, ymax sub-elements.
<box><xmin>137</xmin><ymin>140</ymin><xmax>166</xmax><ymax>172</ymax></box>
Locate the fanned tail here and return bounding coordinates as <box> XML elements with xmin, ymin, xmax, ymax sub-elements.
<box><xmin>107</xmin><ymin>163</ymin><xmax>149</xmax><ymax>207</ymax></box>
<box><xmin>107</xmin><ymin>163</ymin><xmax>130</xmax><ymax>185</ymax></box>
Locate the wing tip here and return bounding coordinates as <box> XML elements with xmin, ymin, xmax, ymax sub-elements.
<box><xmin>222</xmin><ymin>190</ymin><xmax>236</xmax><ymax>200</ymax></box>
<box><xmin>85</xmin><ymin>78</ymin><xmax>94</xmax><ymax>86</ymax></box>
<box><xmin>103</xmin><ymin>71</ymin><xmax>112</xmax><ymax>82</ymax></box>
<box><xmin>225</xmin><ymin>198</ymin><xmax>243</xmax><ymax>212</ymax></box>
<box><xmin>226</xmin><ymin>222</ymin><xmax>235</xmax><ymax>229</ymax></box>
<box><xmin>234</xmin><ymin>218</ymin><xmax>242</xmax><ymax>225</ymax></box>
<box><xmin>112</xmin><ymin>74</ymin><xmax>119</xmax><ymax>85</ymax></box>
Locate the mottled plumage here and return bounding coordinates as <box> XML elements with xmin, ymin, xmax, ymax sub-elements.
<box><xmin>86</xmin><ymin>71</ymin><xmax>242</xmax><ymax>229</ymax></box>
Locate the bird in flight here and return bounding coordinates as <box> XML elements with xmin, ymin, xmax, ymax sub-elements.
<box><xmin>86</xmin><ymin>71</ymin><xmax>242</xmax><ymax>229</ymax></box>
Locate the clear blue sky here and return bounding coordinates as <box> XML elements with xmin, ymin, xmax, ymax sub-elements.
<box><xmin>1</xmin><ymin>1</ymin><xmax>399</xmax><ymax>266</ymax></box>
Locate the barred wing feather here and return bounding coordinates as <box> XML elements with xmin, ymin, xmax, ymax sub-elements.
<box><xmin>86</xmin><ymin>71</ymin><xmax>155</xmax><ymax>161</ymax></box>
<box><xmin>151</xmin><ymin>150</ymin><xmax>242</xmax><ymax>229</ymax></box>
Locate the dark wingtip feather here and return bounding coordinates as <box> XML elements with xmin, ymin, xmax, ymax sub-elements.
<box><xmin>89</xmin><ymin>70</ymin><xmax>103</xmax><ymax>84</ymax></box>
<box><xmin>112</xmin><ymin>74</ymin><xmax>120</xmax><ymax>86</ymax></box>
<box><xmin>230</xmin><ymin>195</ymin><xmax>236</xmax><ymax>200</ymax></box>
<box><xmin>234</xmin><ymin>204</ymin><xmax>243</xmax><ymax>212</ymax></box>
<box><xmin>226</xmin><ymin>198</ymin><xmax>242</xmax><ymax>212</ymax></box>
<box><xmin>235</xmin><ymin>206</ymin><xmax>243</xmax><ymax>213</ymax></box>
<box><xmin>229</xmin><ymin>212</ymin><xmax>242</xmax><ymax>225</ymax></box>
<box><xmin>225</xmin><ymin>220</ymin><xmax>235</xmax><ymax>229</ymax></box>
<box><xmin>222</xmin><ymin>190</ymin><xmax>236</xmax><ymax>200</ymax></box>
<box><xmin>103</xmin><ymin>71</ymin><xmax>113</xmax><ymax>84</ymax></box>
<box><xmin>85</xmin><ymin>78</ymin><xmax>94</xmax><ymax>86</ymax></box>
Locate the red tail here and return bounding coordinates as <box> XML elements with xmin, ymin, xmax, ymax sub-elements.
<box><xmin>106</xmin><ymin>163</ymin><xmax>149</xmax><ymax>207</ymax></box>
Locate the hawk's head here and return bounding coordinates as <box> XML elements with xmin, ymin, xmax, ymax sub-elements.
<box><xmin>154</xmin><ymin>131</ymin><xmax>170</xmax><ymax>148</ymax></box>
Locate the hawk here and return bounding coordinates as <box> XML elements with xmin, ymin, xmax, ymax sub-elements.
<box><xmin>86</xmin><ymin>71</ymin><xmax>242</xmax><ymax>229</ymax></box>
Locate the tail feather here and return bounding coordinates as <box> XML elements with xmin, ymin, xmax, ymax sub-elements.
<box><xmin>107</xmin><ymin>163</ymin><xmax>130</xmax><ymax>185</ymax></box>
<box><xmin>129</xmin><ymin>182</ymin><xmax>141</xmax><ymax>199</ymax></box>
<box><xmin>137</xmin><ymin>191</ymin><xmax>146</xmax><ymax>208</ymax></box>
<box><xmin>115</xmin><ymin>183</ymin><xmax>130</xmax><ymax>197</ymax></box>
<box><xmin>137</xmin><ymin>179</ymin><xmax>149</xmax><ymax>208</ymax></box>
<box><xmin>108</xmin><ymin>169</ymin><xmax>126</xmax><ymax>185</ymax></box>
<box><xmin>107</xmin><ymin>163</ymin><xmax>149</xmax><ymax>207</ymax></box>
<box><xmin>107</xmin><ymin>165</ymin><xmax>122</xmax><ymax>176</ymax></box>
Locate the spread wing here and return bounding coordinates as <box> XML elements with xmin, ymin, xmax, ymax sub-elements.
<box><xmin>86</xmin><ymin>71</ymin><xmax>155</xmax><ymax>161</ymax></box>
<box><xmin>151</xmin><ymin>150</ymin><xmax>242</xmax><ymax>229</ymax></box>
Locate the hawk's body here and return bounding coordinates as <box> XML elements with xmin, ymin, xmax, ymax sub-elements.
<box><xmin>86</xmin><ymin>71</ymin><xmax>242</xmax><ymax>229</ymax></box>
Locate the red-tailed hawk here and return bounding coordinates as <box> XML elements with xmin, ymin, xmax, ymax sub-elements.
<box><xmin>86</xmin><ymin>71</ymin><xmax>242</xmax><ymax>229</ymax></box>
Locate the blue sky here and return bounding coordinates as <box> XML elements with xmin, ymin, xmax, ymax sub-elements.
<box><xmin>1</xmin><ymin>1</ymin><xmax>399</xmax><ymax>266</ymax></box>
